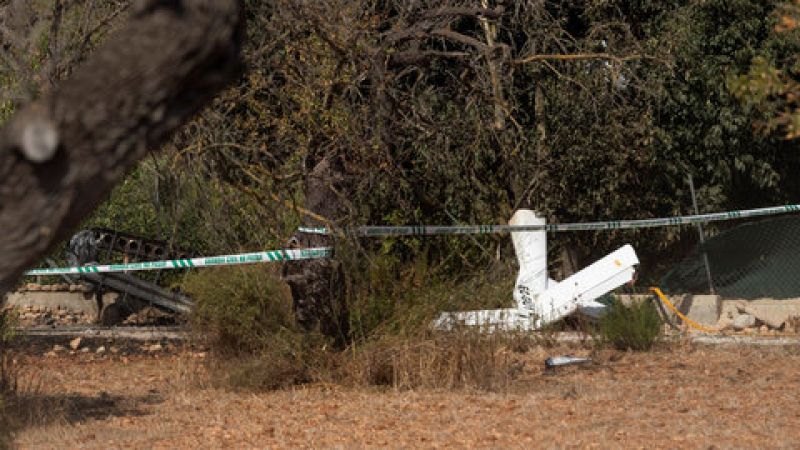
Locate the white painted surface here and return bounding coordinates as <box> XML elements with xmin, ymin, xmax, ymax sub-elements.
<box><xmin>434</xmin><ymin>209</ymin><xmax>640</xmax><ymax>331</ymax></box>
<box><xmin>510</xmin><ymin>210</ymin><xmax>548</xmax><ymax>309</ymax></box>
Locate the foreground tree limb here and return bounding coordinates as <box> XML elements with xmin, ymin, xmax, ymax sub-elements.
<box><xmin>0</xmin><ymin>0</ymin><xmax>244</xmax><ymax>294</ymax></box>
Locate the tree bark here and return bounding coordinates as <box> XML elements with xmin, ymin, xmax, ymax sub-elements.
<box><xmin>285</xmin><ymin>156</ymin><xmax>350</xmax><ymax>344</ymax></box>
<box><xmin>0</xmin><ymin>0</ymin><xmax>244</xmax><ymax>294</ymax></box>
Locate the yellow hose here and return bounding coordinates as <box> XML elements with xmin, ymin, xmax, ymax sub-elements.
<box><xmin>650</xmin><ymin>287</ymin><xmax>720</xmax><ymax>333</ymax></box>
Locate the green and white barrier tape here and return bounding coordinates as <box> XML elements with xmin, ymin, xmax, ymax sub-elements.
<box><xmin>298</xmin><ymin>204</ymin><xmax>800</xmax><ymax>236</ymax></box>
<box><xmin>28</xmin><ymin>203</ymin><xmax>800</xmax><ymax>276</ymax></box>
<box><xmin>26</xmin><ymin>247</ymin><xmax>332</xmax><ymax>276</ymax></box>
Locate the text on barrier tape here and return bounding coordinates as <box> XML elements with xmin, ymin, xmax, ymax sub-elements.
<box><xmin>26</xmin><ymin>247</ymin><xmax>332</xmax><ymax>276</ymax></box>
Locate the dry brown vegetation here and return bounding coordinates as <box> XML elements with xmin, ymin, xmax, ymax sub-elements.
<box><xmin>5</xmin><ymin>341</ymin><xmax>800</xmax><ymax>448</ymax></box>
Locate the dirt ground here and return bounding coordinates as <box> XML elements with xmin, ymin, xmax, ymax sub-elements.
<box><xmin>7</xmin><ymin>341</ymin><xmax>800</xmax><ymax>449</ymax></box>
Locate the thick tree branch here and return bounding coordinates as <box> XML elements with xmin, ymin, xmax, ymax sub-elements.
<box><xmin>0</xmin><ymin>0</ymin><xmax>244</xmax><ymax>293</ymax></box>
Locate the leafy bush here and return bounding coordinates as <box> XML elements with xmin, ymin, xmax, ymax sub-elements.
<box><xmin>343</xmin><ymin>249</ymin><xmax>515</xmax><ymax>341</ymax></box>
<box><xmin>184</xmin><ymin>266</ymin><xmax>337</xmax><ymax>390</ymax></box>
<box><xmin>183</xmin><ymin>265</ymin><xmax>297</xmax><ymax>356</ymax></box>
<box><xmin>598</xmin><ymin>299</ymin><xmax>663</xmax><ymax>351</ymax></box>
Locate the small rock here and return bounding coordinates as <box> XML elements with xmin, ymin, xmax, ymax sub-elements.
<box><xmin>783</xmin><ymin>319</ymin><xmax>797</xmax><ymax>334</ymax></box>
<box><xmin>44</xmin><ymin>351</ymin><xmax>57</xmax><ymax>358</ymax></box>
<box><xmin>80</xmin><ymin>347</ymin><xmax>90</xmax><ymax>353</ymax></box>
<box><xmin>52</xmin><ymin>344</ymin><xmax>65</xmax><ymax>352</ymax></box>
<box><xmin>733</xmin><ymin>313</ymin><xmax>756</xmax><ymax>331</ymax></box>
<box><xmin>760</xmin><ymin>325</ymin><xmax>769</xmax><ymax>334</ymax></box>
<box><xmin>717</xmin><ymin>315</ymin><xmax>733</xmax><ymax>330</ymax></box>
<box><xmin>147</xmin><ymin>343</ymin><xmax>163</xmax><ymax>353</ymax></box>
<box><xmin>96</xmin><ymin>346</ymin><xmax>106</xmax><ymax>354</ymax></box>
<box><xmin>69</xmin><ymin>337</ymin><xmax>82</xmax><ymax>350</ymax></box>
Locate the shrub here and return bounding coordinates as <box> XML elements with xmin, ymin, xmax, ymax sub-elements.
<box><xmin>598</xmin><ymin>298</ymin><xmax>663</xmax><ymax>351</ymax></box>
<box><xmin>183</xmin><ymin>259</ymin><xmax>535</xmax><ymax>392</ymax></box>
<box><xmin>183</xmin><ymin>265</ymin><xmax>297</xmax><ymax>356</ymax></box>
<box><xmin>184</xmin><ymin>266</ymin><xmax>338</xmax><ymax>390</ymax></box>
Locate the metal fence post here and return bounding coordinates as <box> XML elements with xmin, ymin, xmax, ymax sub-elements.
<box><xmin>688</xmin><ymin>174</ymin><xmax>715</xmax><ymax>294</ymax></box>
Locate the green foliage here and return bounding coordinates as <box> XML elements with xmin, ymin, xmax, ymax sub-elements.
<box><xmin>63</xmin><ymin>0</ymin><xmax>800</xmax><ymax>286</ymax></box>
<box><xmin>729</xmin><ymin>1</ymin><xmax>800</xmax><ymax>139</ymax></box>
<box><xmin>339</xmin><ymin>244</ymin><xmax>515</xmax><ymax>341</ymax></box>
<box><xmin>599</xmin><ymin>299</ymin><xmax>663</xmax><ymax>351</ymax></box>
<box><xmin>183</xmin><ymin>266</ymin><xmax>297</xmax><ymax>355</ymax></box>
<box><xmin>187</xmin><ymin>256</ymin><xmax>532</xmax><ymax>391</ymax></box>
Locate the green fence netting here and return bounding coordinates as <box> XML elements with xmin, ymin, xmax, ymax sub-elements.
<box><xmin>661</xmin><ymin>215</ymin><xmax>800</xmax><ymax>299</ymax></box>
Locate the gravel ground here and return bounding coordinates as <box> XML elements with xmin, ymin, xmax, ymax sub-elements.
<box><xmin>9</xmin><ymin>342</ymin><xmax>800</xmax><ymax>449</ymax></box>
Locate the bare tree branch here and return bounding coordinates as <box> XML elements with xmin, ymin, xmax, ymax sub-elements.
<box><xmin>512</xmin><ymin>52</ymin><xmax>647</xmax><ymax>65</ymax></box>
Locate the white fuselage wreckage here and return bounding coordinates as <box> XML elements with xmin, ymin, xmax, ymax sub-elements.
<box><xmin>434</xmin><ymin>210</ymin><xmax>639</xmax><ymax>331</ymax></box>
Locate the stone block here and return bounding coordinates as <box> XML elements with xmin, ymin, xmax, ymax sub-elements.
<box><xmin>680</xmin><ymin>294</ymin><xmax>721</xmax><ymax>326</ymax></box>
<box><xmin>733</xmin><ymin>313</ymin><xmax>756</xmax><ymax>330</ymax></box>
<box><xmin>721</xmin><ymin>299</ymin><xmax>800</xmax><ymax>330</ymax></box>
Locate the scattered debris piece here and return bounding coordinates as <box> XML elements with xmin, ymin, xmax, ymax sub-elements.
<box><xmin>69</xmin><ymin>337</ymin><xmax>82</xmax><ymax>350</ymax></box>
<box><xmin>147</xmin><ymin>343</ymin><xmax>163</xmax><ymax>353</ymax></box>
<box><xmin>123</xmin><ymin>306</ymin><xmax>176</xmax><ymax>326</ymax></box>
<box><xmin>545</xmin><ymin>355</ymin><xmax>591</xmax><ymax>370</ymax></box>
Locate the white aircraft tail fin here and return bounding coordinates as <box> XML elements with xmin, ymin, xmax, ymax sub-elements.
<box><xmin>510</xmin><ymin>209</ymin><xmax>548</xmax><ymax>309</ymax></box>
<box><xmin>434</xmin><ymin>211</ymin><xmax>639</xmax><ymax>331</ymax></box>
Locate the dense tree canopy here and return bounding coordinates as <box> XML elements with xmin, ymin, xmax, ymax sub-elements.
<box><xmin>152</xmin><ymin>0</ymin><xmax>800</xmax><ymax>274</ymax></box>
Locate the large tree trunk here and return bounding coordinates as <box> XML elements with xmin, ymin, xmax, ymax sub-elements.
<box><xmin>285</xmin><ymin>156</ymin><xmax>350</xmax><ymax>344</ymax></box>
<box><xmin>0</xmin><ymin>0</ymin><xmax>244</xmax><ymax>294</ymax></box>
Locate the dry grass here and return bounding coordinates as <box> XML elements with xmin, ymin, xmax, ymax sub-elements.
<box><xmin>339</xmin><ymin>331</ymin><xmax>523</xmax><ymax>391</ymax></box>
<box><xmin>9</xmin><ymin>342</ymin><xmax>800</xmax><ymax>448</ymax></box>
<box><xmin>0</xmin><ymin>309</ymin><xmax>19</xmax><ymax>449</ymax></box>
